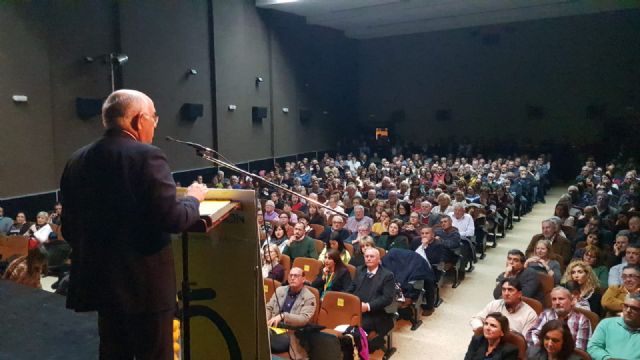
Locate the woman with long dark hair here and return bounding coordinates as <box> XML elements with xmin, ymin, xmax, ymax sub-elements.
<box><xmin>312</xmin><ymin>249</ymin><xmax>352</xmax><ymax>299</ymax></box>
<box><xmin>464</xmin><ymin>312</ymin><xmax>518</xmax><ymax>360</ymax></box>
<box><xmin>526</xmin><ymin>319</ymin><xmax>581</xmax><ymax>360</ymax></box>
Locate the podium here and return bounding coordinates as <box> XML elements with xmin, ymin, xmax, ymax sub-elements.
<box><xmin>173</xmin><ymin>188</ymin><xmax>270</xmax><ymax>360</ymax></box>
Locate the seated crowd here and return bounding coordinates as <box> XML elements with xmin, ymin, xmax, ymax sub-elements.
<box><xmin>241</xmin><ymin>149</ymin><xmax>556</xmax><ymax>358</ymax></box>
<box><xmin>465</xmin><ymin>156</ymin><xmax>640</xmax><ymax>360</ymax></box>
<box><xmin>1</xmin><ymin>203</ymin><xmax>70</xmax><ymax>291</ymax></box>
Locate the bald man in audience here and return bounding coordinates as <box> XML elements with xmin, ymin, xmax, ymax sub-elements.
<box><xmin>348</xmin><ymin>247</ymin><xmax>395</xmax><ymax>353</ymax></box>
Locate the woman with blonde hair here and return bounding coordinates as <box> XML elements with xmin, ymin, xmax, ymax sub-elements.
<box><xmin>261</xmin><ymin>244</ymin><xmax>285</xmax><ymax>282</ymax></box>
<box><xmin>561</xmin><ymin>260</ymin><xmax>602</xmax><ymax>315</ymax></box>
<box><xmin>524</xmin><ymin>239</ymin><xmax>562</xmax><ymax>284</ymax></box>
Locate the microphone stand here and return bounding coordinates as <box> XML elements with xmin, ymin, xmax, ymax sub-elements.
<box><xmin>166</xmin><ymin>136</ymin><xmax>348</xmax><ymax>218</ymax></box>
<box><xmin>166</xmin><ymin>136</ymin><xmax>347</xmax><ymax>360</ymax></box>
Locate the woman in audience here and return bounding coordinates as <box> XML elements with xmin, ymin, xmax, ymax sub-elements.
<box><xmin>349</xmin><ymin>236</ymin><xmax>376</xmax><ymax>267</ymax></box>
<box><xmin>402</xmin><ymin>211</ymin><xmax>423</xmax><ymax>239</ymax></box>
<box><xmin>578</xmin><ymin>245</ymin><xmax>608</xmax><ymax>288</ymax></box>
<box><xmin>396</xmin><ymin>202</ymin><xmax>411</xmax><ymax>223</ymax></box>
<box><xmin>266</xmin><ymin>223</ymin><xmax>289</xmax><ymax>253</ymax></box>
<box><xmin>7</xmin><ymin>212</ymin><xmax>30</xmax><ymax>236</ymax></box>
<box><xmin>554</xmin><ymin>203</ymin><xmax>575</xmax><ymax>227</ymax></box>
<box><xmin>376</xmin><ymin>220</ymin><xmax>409</xmax><ymax>250</ymax></box>
<box><xmin>3</xmin><ymin>246</ymin><xmax>47</xmax><ymax>289</ymax></box>
<box><xmin>561</xmin><ymin>260</ymin><xmax>603</xmax><ymax>315</ymax></box>
<box><xmin>261</xmin><ymin>244</ymin><xmax>285</xmax><ymax>283</ymax></box>
<box><xmin>25</xmin><ymin>211</ymin><xmax>54</xmax><ymax>249</ymax></box>
<box><xmin>307</xmin><ymin>204</ymin><xmax>325</xmax><ymax>226</ymax></box>
<box><xmin>431</xmin><ymin>193</ymin><xmax>453</xmax><ymax>215</ymax></box>
<box><xmin>526</xmin><ymin>319</ymin><xmax>581</xmax><ymax>360</ymax></box>
<box><xmin>318</xmin><ymin>232</ymin><xmax>351</xmax><ymax>264</ymax></box>
<box><xmin>464</xmin><ymin>312</ymin><xmax>518</xmax><ymax>360</ymax></box>
<box><xmin>371</xmin><ymin>209</ymin><xmax>391</xmax><ymax>235</ymax></box>
<box><xmin>312</xmin><ymin>249</ymin><xmax>352</xmax><ymax>299</ymax></box>
<box><xmin>525</xmin><ymin>239</ymin><xmax>562</xmax><ymax>285</ymax></box>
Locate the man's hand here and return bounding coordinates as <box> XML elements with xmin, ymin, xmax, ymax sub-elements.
<box><xmin>267</xmin><ymin>314</ymin><xmax>282</xmax><ymax>327</ymax></box>
<box><xmin>361</xmin><ymin>302</ymin><xmax>369</xmax><ymax>313</ymax></box>
<box><xmin>504</xmin><ymin>265</ymin><xmax>513</xmax><ymax>277</ymax></box>
<box><xmin>187</xmin><ymin>182</ymin><xmax>207</xmax><ymax>202</ymax></box>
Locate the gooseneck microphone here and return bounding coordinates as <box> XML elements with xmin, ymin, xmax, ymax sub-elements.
<box><xmin>165</xmin><ymin>136</ymin><xmax>212</xmax><ymax>153</ymax></box>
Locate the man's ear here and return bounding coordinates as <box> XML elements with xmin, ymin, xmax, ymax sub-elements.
<box><xmin>131</xmin><ymin>113</ymin><xmax>143</xmax><ymax>131</ymax></box>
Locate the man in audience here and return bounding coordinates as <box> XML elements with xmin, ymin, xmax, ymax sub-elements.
<box><xmin>49</xmin><ymin>202</ymin><xmax>63</xmax><ymax>226</ymax></box>
<box><xmin>602</xmin><ymin>265</ymin><xmax>640</xmax><ymax>316</ymax></box>
<box><xmin>526</xmin><ymin>286</ymin><xmax>592</xmax><ymax>350</ymax></box>
<box><xmin>419</xmin><ymin>200</ymin><xmax>440</xmax><ymax>227</ymax></box>
<box><xmin>60</xmin><ymin>89</ymin><xmax>206</xmax><ymax>359</ymax></box>
<box><xmin>449</xmin><ymin>203</ymin><xmax>474</xmax><ymax>239</ymax></box>
<box><xmin>319</xmin><ymin>214</ymin><xmax>350</xmax><ymax>242</ymax></box>
<box><xmin>345</xmin><ymin>223</ymin><xmax>373</xmax><ymax>244</ymax></box>
<box><xmin>266</xmin><ymin>267</ymin><xmax>317</xmax><ymax>359</ymax></box>
<box><xmin>0</xmin><ymin>207</ymin><xmax>13</xmax><ymax>234</ymax></box>
<box><xmin>607</xmin><ymin>231</ymin><xmax>631</xmax><ymax>267</ymax></box>
<box><xmin>493</xmin><ymin>249</ymin><xmax>543</xmax><ymax>303</ymax></box>
<box><xmin>434</xmin><ymin>215</ymin><xmax>462</xmax><ymax>264</ymax></box>
<box><xmin>283</xmin><ymin>223</ymin><xmax>318</xmax><ymax>260</ymax></box>
<box><xmin>349</xmin><ymin>247</ymin><xmax>395</xmax><ymax>353</ymax></box>
<box><xmin>587</xmin><ymin>293</ymin><xmax>640</xmax><ymax>360</ymax></box>
<box><xmin>609</xmin><ymin>242</ymin><xmax>640</xmax><ymax>286</ymax></box>
<box><xmin>525</xmin><ymin>219</ymin><xmax>572</xmax><ymax>265</ymax></box>
<box><xmin>471</xmin><ymin>278</ymin><xmax>538</xmax><ymax>336</ymax></box>
<box><xmin>345</xmin><ymin>205</ymin><xmax>373</xmax><ymax>234</ymax></box>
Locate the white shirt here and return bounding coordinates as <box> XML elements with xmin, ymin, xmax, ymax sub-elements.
<box><xmin>449</xmin><ymin>212</ymin><xmax>475</xmax><ymax>238</ymax></box>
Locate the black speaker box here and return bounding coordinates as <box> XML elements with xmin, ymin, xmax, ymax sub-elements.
<box><xmin>300</xmin><ymin>109</ymin><xmax>312</xmax><ymax>123</ymax></box>
<box><xmin>252</xmin><ymin>106</ymin><xmax>268</xmax><ymax>122</ymax></box>
<box><xmin>75</xmin><ymin>97</ymin><xmax>103</xmax><ymax>119</ymax></box>
<box><xmin>180</xmin><ymin>103</ymin><xmax>203</xmax><ymax>121</ymax></box>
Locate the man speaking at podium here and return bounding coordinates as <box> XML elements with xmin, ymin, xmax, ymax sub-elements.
<box><xmin>60</xmin><ymin>89</ymin><xmax>207</xmax><ymax>359</ymax></box>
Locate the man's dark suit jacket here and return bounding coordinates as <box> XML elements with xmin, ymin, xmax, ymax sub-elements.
<box><xmin>348</xmin><ymin>265</ymin><xmax>395</xmax><ymax>336</ymax></box>
<box><xmin>60</xmin><ymin>130</ymin><xmax>201</xmax><ymax>314</ymax></box>
<box><xmin>464</xmin><ymin>335</ymin><xmax>519</xmax><ymax>360</ymax></box>
<box><xmin>493</xmin><ymin>267</ymin><xmax>543</xmax><ymax>304</ymax></box>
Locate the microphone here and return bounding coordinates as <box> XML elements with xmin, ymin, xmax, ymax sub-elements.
<box><xmin>165</xmin><ymin>136</ymin><xmax>212</xmax><ymax>153</ymax></box>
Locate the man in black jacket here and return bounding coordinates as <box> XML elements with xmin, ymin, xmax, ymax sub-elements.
<box><xmin>61</xmin><ymin>89</ymin><xmax>207</xmax><ymax>359</ymax></box>
<box><xmin>348</xmin><ymin>247</ymin><xmax>396</xmax><ymax>352</ymax></box>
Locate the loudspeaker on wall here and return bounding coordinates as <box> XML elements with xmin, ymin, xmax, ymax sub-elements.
<box><xmin>75</xmin><ymin>97</ymin><xmax>103</xmax><ymax>119</ymax></box>
<box><xmin>180</xmin><ymin>103</ymin><xmax>203</xmax><ymax>121</ymax></box>
<box><xmin>252</xmin><ymin>106</ymin><xmax>268</xmax><ymax>122</ymax></box>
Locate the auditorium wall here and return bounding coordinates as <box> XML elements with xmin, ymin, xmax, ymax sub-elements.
<box><xmin>357</xmin><ymin>10</ymin><xmax>640</xmax><ymax>147</ymax></box>
<box><xmin>0</xmin><ymin>0</ymin><xmax>356</xmax><ymax>198</ymax></box>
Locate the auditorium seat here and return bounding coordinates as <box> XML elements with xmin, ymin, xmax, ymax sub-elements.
<box><xmin>344</xmin><ymin>243</ymin><xmax>354</xmax><ymax>256</ymax></box>
<box><xmin>573</xmin><ymin>348</ymin><xmax>592</xmax><ymax>360</ymax></box>
<box><xmin>538</xmin><ymin>273</ymin><xmax>554</xmax><ymax>308</ymax></box>
<box><xmin>263</xmin><ymin>279</ymin><xmax>281</xmax><ymax>303</ymax></box>
<box><xmin>573</xmin><ymin>307</ymin><xmax>600</xmax><ymax>332</ymax></box>
<box><xmin>317</xmin><ymin>291</ymin><xmax>361</xmax><ymax>337</ymax></box>
<box><xmin>314</xmin><ymin>239</ymin><xmax>325</xmax><ymax>257</ymax></box>
<box><xmin>521</xmin><ymin>296</ymin><xmax>543</xmax><ymax>315</ymax></box>
<box><xmin>345</xmin><ymin>263</ymin><xmax>356</xmax><ymax>279</ymax></box>
<box><xmin>292</xmin><ymin>257</ymin><xmax>322</xmax><ymax>283</ymax></box>
<box><xmin>310</xmin><ymin>224</ymin><xmax>325</xmax><ymax>239</ymax></box>
<box><xmin>279</xmin><ymin>254</ymin><xmax>291</xmax><ymax>281</ymax></box>
<box><xmin>503</xmin><ymin>331</ymin><xmax>527</xmax><ymax>360</ymax></box>
<box><xmin>0</xmin><ymin>236</ymin><xmax>29</xmax><ymax>262</ymax></box>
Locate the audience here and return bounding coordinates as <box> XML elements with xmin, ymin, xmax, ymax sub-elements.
<box><xmin>525</xmin><ymin>239</ymin><xmax>562</xmax><ymax>285</ymax></box>
<box><xmin>0</xmin><ymin>207</ymin><xmax>13</xmax><ymax>235</ymax></box>
<box><xmin>283</xmin><ymin>223</ymin><xmax>318</xmax><ymax>260</ymax></box>
<box><xmin>7</xmin><ymin>212</ymin><xmax>29</xmax><ymax>236</ymax></box>
<box><xmin>601</xmin><ymin>264</ymin><xmax>640</xmax><ymax>316</ymax></box>
<box><xmin>608</xmin><ymin>241</ymin><xmax>640</xmax><ymax>286</ymax></box>
<box><xmin>317</xmin><ymin>231</ymin><xmax>351</xmax><ymax>264</ymax></box>
<box><xmin>561</xmin><ymin>260</ymin><xmax>603</xmax><ymax>315</ymax></box>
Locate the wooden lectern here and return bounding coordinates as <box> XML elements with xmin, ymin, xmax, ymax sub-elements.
<box><xmin>173</xmin><ymin>188</ymin><xmax>270</xmax><ymax>360</ymax></box>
